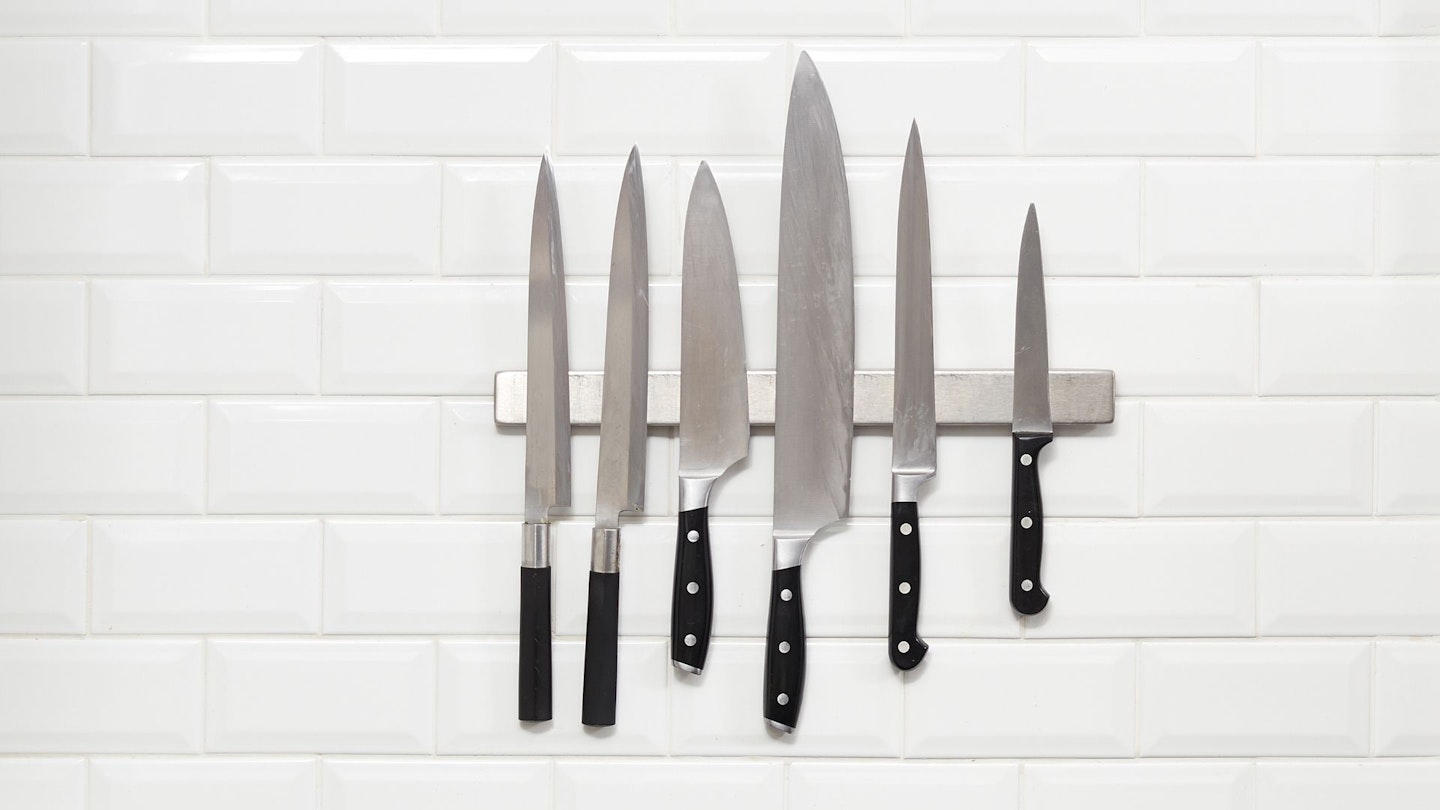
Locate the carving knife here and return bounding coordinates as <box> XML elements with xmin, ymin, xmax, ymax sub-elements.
<box><xmin>518</xmin><ymin>156</ymin><xmax>570</xmax><ymax>722</ymax></box>
<box><xmin>889</xmin><ymin>121</ymin><xmax>934</xmax><ymax>670</ymax></box>
<box><xmin>671</xmin><ymin>162</ymin><xmax>749</xmax><ymax>675</ymax></box>
<box><xmin>1010</xmin><ymin>204</ymin><xmax>1052</xmax><ymax>615</ymax></box>
<box><xmin>582</xmin><ymin>146</ymin><xmax>649</xmax><ymax>727</ymax></box>
<box><xmin>765</xmin><ymin>52</ymin><xmax>854</xmax><ymax>733</ymax></box>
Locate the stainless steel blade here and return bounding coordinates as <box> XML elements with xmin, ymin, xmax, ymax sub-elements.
<box><xmin>891</xmin><ymin>121</ymin><xmax>936</xmax><ymax>502</ymax></box>
<box><xmin>595</xmin><ymin>147</ymin><xmax>650</xmax><ymax>529</ymax></box>
<box><xmin>773</xmin><ymin>52</ymin><xmax>854</xmax><ymax>565</ymax></box>
<box><xmin>1013</xmin><ymin>203</ymin><xmax>1052</xmax><ymax>435</ymax></box>
<box><xmin>678</xmin><ymin>161</ymin><xmax>749</xmax><ymax>511</ymax></box>
<box><xmin>524</xmin><ymin>155</ymin><xmax>570</xmax><ymax>525</ymax></box>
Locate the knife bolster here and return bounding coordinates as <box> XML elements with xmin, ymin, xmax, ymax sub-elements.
<box><xmin>678</xmin><ymin>475</ymin><xmax>718</xmax><ymax>512</ymax></box>
<box><xmin>521</xmin><ymin>522</ymin><xmax>549</xmax><ymax>568</ymax></box>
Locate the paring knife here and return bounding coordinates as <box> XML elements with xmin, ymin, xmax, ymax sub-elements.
<box><xmin>889</xmin><ymin>121</ymin><xmax>934</xmax><ymax>671</ymax></box>
<box><xmin>765</xmin><ymin>52</ymin><xmax>854</xmax><ymax>733</ymax></box>
<box><xmin>582</xmin><ymin>146</ymin><xmax>649</xmax><ymax>727</ymax></box>
<box><xmin>1010</xmin><ymin>204</ymin><xmax>1052</xmax><ymax>616</ymax></box>
<box><xmin>518</xmin><ymin>156</ymin><xmax>570</xmax><ymax>722</ymax></box>
<box><xmin>671</xmin><ymin>162</ymin><xmax>749</xmax><ymax>674</ymax></box>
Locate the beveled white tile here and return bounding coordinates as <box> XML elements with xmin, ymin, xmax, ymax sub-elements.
<box><xmin>212</xmin><ymin>160</ymin><xmax>440</xmax><ymax>275</ymax></box>
<box><xmin>0</xmin><ymin>399</ymin><xmax>206</xmax><ymax>514</ymax></box>
<box><xmin>209</xmin><ymin>400</ymin><xmax>439</xmax><ymax>514</ymax></box>
<box><xmin>1260</xmin><ymin>280</ymin><xmax>1440</xmax><ymax>395</ymax></box>
<box><xmin>325</xmin><ymin>42</ymin><xmax>551</xmax><ymax>155</ymax></box>
<box><xmin>93</xmin><ymin>41</ymin><xmax>320</xmax><ymax>155</ymax></box>
<box><xmin>90</xmin><ymin>280</ymin><xmax>319</xmax><ymax>394</ymax></box>
<box><xmin>1378</xmin><ymin>402</ymin><xmax>1440</xmax><ymax>514</ymax></box>
<box><xmin>1145</xmin><ymin>160</ymin><xmax>1374</xmax><ymax>276</ymax></box>
<box><xmin>1027</xmin><ymin>42</ymin><xmax>1256</xmax><ymax>155</ymax></box>
<box><xmin>1143</xmin><ymin>401</ymin><xmax>1373</xmax><ymax>516</ymax></box>
<box><xmin>0</xmin><ymin>1</ymin><xmax>202</xmax><ymax>34</ymax></box>
<box><xmin>1258</xmin><ymin>520</ymin><xmax>1440</xmax><ymax>635</ymax></box>
<box><xmin>90</xmin><ymin>758</ymin><xmax>316</xmax><ymax>810</ymax></box>
<box><xmin>1026</xmin><ymin>520</ymin><xmax>1256</xmax><ymax>638</ymax></box>
<box><xmin>1025</xmin><ymin>762</ymin><xmax>1256</xmax><ymax>810</ymax></box>
<box><xmin>1138</xmin><ymin>641</ymin><xmax>1371</xmax><ymax>756</ymax></box>
<box><xmin>0</xmin><ymin>279</ymin><xmax>85</xmax><ymax>393</ymax></box>
<box><xmin>92</xmin><ymin>519</ymin><xmax>321</xmax><ymax>634</ymax></box>
<box><xmin>1257</xmin><ymin>761</ymin><xmax>1440</xmax><ymax>809</ymax></box>
<box><xmin>674</xmin><ymin>162</ymin><xmax>780</xmax><ymax>278</ymax></box>
<box><xmin>1381</xmin><ymin>0</ymin><xmax>1440</xmax><ymax>35</ymax></box>
<box><xmin>323</xmin><ymin>758</ymin><xmax>551</xmax><ymax>810</ymax></box>
<box><xmin>210</xmin><ymin>0</ymin><xmax>437</xmax><ymax>34</ymax></box>
<box><xmin>0</xmin><ymin>639</ymin><xmax>203</xmax><ymax>753</ymax></box>
<box><xmin>1375</xmin><ymin>639</ymin><xmax>1440</xmax><ymax>756</ymax></box>
<box><xmin>911</xmin><ymin>521</ymin><xmax>1018</xmax><ymax>639</ymax></box>
<box><xmin>1262</xmin><ymin>42</ymin><xmax>1440</xmax><ymax>155</ymax></box>
<box><xmin>324</xmin><ymin>520</ymin><xmax>515</xmax><ymax>634</ymax></box>
<box><xmin>557</xmin><ymin>44</ymin><xmax>788</xmax><ymax>155</ymax></box>
<box><xmin>798</xmin><ymin>522</ymin><xmax>886</xmax><ymax>638</ymax></box>
<box><xmin>323</xmin><ymin>283</ymin><xmax>489</xmax><ymax>394</ymax></box>
<box><xmin>556</xmin><ymin>761</ymin><xmax>783</xmax><ymax>810</ymax></box>
<box><xmin>0</xmin><ymin>519</ymin><xmax>87</xmax><ymax>634</ymax></box>
<box><xmin>0</xmin><ymin>758</ymin><xmax>85</xmax><ymax>810</ymax></box>
<box><xmin>679</xmin><ymin>0</ymin><xmax>902</xmax><ymax>34</ymax></box>
<box><xmin>0</xmin><ymin>159</ymin><xmax>206</xmax><ymax>274</ymax></box>
<box><xmin>802</xmin><ymin>45</ymin><xmax>1021</xmax><ymax>155</ymax></box>
<box><xmin>1147</xmin><ymin>0</ymin><xmax>1376</xmax><ymax>34</ymax></box>
<box><xmin>0</xmin><ymin>40</ymin><xmax>87</xmax><ymax>154</ymax></box>
<box><xmin>670</xmin><ymin>640</ymin><xmax>903</xmax><ymax>756</ymax></box>
<box><xmin>554</xmin><ymin>519</ymin><xmax>673</xmax><ymax>636</ymax></box>
<box><xmin>788</xmin><ymin>762</ymin><xmax>1019</xmax><ymax>810</ymax></box>
<box><xmin>1379</xmin><ymin>159</ymin><xmax>1440</xmax><ymax>275</ymax></box>
<box><xmin>912</xmin><ymin>0</ymin><xmax>1139</xmax><ymax>35</ymax></box>
<box><xmin>207</xmin><ymin>639</ymin><xmax>435</xmax><ymax>754</ymax></box>
<box><xmin>905</xmin><ymin>641</ymin><xmax>1136</xmax><ymax>758</ymax></box>
<box><xmin>443</xmin><ymin>0</ymin><xmax>668</xmax><ymax>34</ymax></box>
<box><xmin>438</xmin><ymin>639</ymin><xmax>668</xmax><ymax>755</ymax></box>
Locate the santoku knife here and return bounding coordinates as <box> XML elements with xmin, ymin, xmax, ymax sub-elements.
<box><xmin>1010</xmin><ymin>204</ymin><xmax>1052</xmax><ymax>616</ymax></box>
<box><xmin>582</xmin><ymin>146</ymin><xmax>649</xmax><ymax>727</ymax></box>
<box><xmin>765</xmin><ymin>52</ymin><xmax>854</xmax><ymax>733</ymax></box>
<box><xmin>889</xmin><ymin>121</ymin><xmax>934</xmax><ymax>670</ymax></box>
<box><xmin>518</xmin><ymin>156</ymin><xmax>570</xmax><ymax>722</ymax></box>
<box><xmin>672</xmin><ymin>162</ymin><xmax>748</xmax><ymax>675</ymax></box>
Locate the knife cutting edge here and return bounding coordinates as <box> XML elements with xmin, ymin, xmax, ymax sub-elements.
<box><xmin>1010</xmin><ymin>203</ymin><xmax>1052</xmax><ymax>616</ymax></box>
<box><xmin>518</xmin><ymin>155</ymin><xmax>570</xmax><ymax>722</ymax></box>
<box><xmin>889</xmin><ymin>121</ymin><xmax>935</xmax><ymax>670</ymax></box>
<box><xmin>672</xmin><ymin>162</ymin><xmax>749</xmax><ymax>675</ymax></box>
<box><xmin>765</xmin><ymin>52</ymin><xmax>854</xmax><ymax>733</ymax></box>
<box><xmin>582</xmin><ymin>146</ymin><xmax>649</xmax><ymax>727</ymax></box>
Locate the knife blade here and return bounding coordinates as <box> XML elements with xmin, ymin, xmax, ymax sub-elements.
<box><xmin>582</xmin><ymin>146</ymin><xmax>649</xmax><ymax>727</ymax></box>
<box><xmin>518</xmin><ymin>155</ymin><xmax>570</xmax><ymax>722</ymax></box>
<box><xmin>1010</xmin><ymin>203</ymin><xmax>1052</xmax><ymax>616</ymax></box>
<box><xmin>672</xmin><ymin>162</ymin><xmax>749</xmax><ymax>675</ymax></box>
<box><xmin>889</xmin><ymin>121</ymin><xmax>935</xmax><ymax>671</ymax></box>
<box><xmin>765</xmin><ymin>52</ymin><xmax>854</xmax><ymax>733</ymax></box>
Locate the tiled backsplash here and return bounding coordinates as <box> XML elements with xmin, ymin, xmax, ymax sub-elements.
<box><xmin>1</xmin><ymin>2</ymin><xmax>1438</xmax><ymax>808</ymax></box>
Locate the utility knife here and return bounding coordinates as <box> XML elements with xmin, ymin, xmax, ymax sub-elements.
<box><xmin>1010</xmin><ymin>204</ymin><xmax>1052</xmax><ymax>616</ymax></box>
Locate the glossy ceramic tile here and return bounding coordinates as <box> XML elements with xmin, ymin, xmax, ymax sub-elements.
<box><xmin>1378</xmin><ymin>159</ymin><xmax>1440</xmax><ymax>274</ymax></box>
<box><xmin>0</xmin><ymin>40</ymin><xmax>87</xmax><ymax>154</ymax></box>
<box><xmin>210</xmin><ymin>0</ymin><xmax>437</xmax><ymax>34</ymax></box>
<box><xmin>442</xmin><ymin>0</ymin><xmax>668</xmax><ymax>34</ymax></box>
<box><xmin>0</xmin><ymin>519</ymin><xmax>87</xmax><ymax>634</ymax></box>
<box><xmin>788</xmin><ymin>762</ymin><xmax>1020</xmax><ymax>810</ymax></box>
<box><xmin>1374</xmin><ymin>640</ymin><xmax>1440</xmax><ymax>756</ymax></box>
<box><xmin>89</xmin><ymin>758</ymin><xmax>316</xmax><ymax>810</ymax></box>
<box><xmin>911</xmin><ymin>0</ymin><xmax>1140</xmax><ymax>35</ymax></box>
<box><xmin>910</xmin><ymin>521</ymin><xmax>1018</xmax><ymax>638</ymax></box>
<box><xmin>211</xmin><ymin>160</ymin><xmax>440</xmax><ymax>275</ymax></box>
<box><xmin>0</xmin><ymin>279</ymin><xmax>85</xmax><ymax>394</ymax></box>
<box><xmin>555</xmin><ymin>761</ymin><xmax>784</xmax><ymax>810</ymax></box>
<box><xmin>553</xmin><ymin>520</ymin><xmax>676</xmax><ymax>636</ymax></box>
<box><xmin>0</xmin><ymin>1</ymin><xmax>202</xmax><ymax>34</ymax></box>
<box><xmin>1024</xmin><ymin>762</ymin><xmax>1256</xmax><ymax>810</ymax></box>
<box><xmin>1377</xmin><ymin>402</ymin><xmax>1440</xmax><ymax>514</ymax></box>
<box><xmin>0</xmin><ymin>159</ymin><xmax>206</xmax><ymax>274</ymax></box>
<box><xmin>679</xmin><ymin>0</ymin><xmax>903</xmax><ymax>34</ymax></box>
<box><xmin>1380</xmin><ymin>0</ymin><xmax>1440</xmax><ymax>34</ymax></box>
<box><xmin>1146</xmin><ymin>0</ymin><xmax>1376</xmax><ymax>34</ymax></box>
<box><xmin>92</xmin><ymin>41</ymin><xmax>320</xmax><ymax>155</ymax></box>
<box><xmin>323</xmin><ymin>758</ymin><xmax>551</xmax><ymax>810</ymax></box>
<box><xmin>0</xmin><ymin>758</ymin><xmax>85</xmax><ymax>810</ymax></box>
<box><xmin>322</xmin><ymin>283</ymin><xmax>491</xmax><ymax>394</ymax></box>
<box><xmin>1257</xmin><ymin>761</ymin><xmax>1440</xmax><ymax>807</ymax></box>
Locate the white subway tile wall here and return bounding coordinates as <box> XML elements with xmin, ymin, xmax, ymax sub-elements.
<box><xmin>0</xmin><ymin>5</ymin><xmax>1433</xmax><ymax>806</ymax></box>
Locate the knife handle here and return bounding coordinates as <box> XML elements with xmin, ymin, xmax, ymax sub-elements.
<box><xmin>763</xmin><ymin>565</ymin><xmax>806</xmax><ymax>732</ymax></box>
<box><xmin>888</xmin><ymin>501</ymin><xmax>928</xmax><ymax>670</ymax></box>
<box><xmin>581</xmin><ymin>568</ymin><xmax>620</xmax><ymax>727</ymax></box>
<box><xmin>517</xmin><ymin>564</ymin><xmax>552</xmax><ymax>722</ymax></box>
<box><xmin>671</xmin><ymin>507</ymin><xmax>714</xmax><ymax>673</ymax></box>
<box><xmin>1010</xmin><ymin>433</ymin><xmax>1052</xmax><ymax>615</ymax></box>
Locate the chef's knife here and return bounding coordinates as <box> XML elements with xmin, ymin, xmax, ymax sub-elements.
<box><xmin>518</xmin><ymin>156</ymin><xmax>570</xmax><ymax>722</ymax></box>
<box><xmin>765</xmin><ymin>52</ymin><xmax>854</xmax><ymax>733</ymax></box>
<box><xmin>672</xmin><ymin>162</ymin><xmax>748</xmax><ymax>674</ymax></box>
<box><xmin>1010</xmin><ymin>204</ymin><xmax>1051</xmax><ymax>616</ymax></box>
<box><xmin>582</xmin><ymin>146</ymin><xmax>649</xmax><ymax>727</ymax></box>
<box><xmin>889</xmin><ymin>121</ymin><xmax>934</xmax><ymax>671</ymax></box>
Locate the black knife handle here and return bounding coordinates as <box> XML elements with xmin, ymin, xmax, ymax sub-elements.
<box><xmin>763</xmin><ymin>565</ymin><xmax>806</xmax><ymax>732</ymax></box>
<box><xmin>581</xmin><ymin>569</ymin><xmax>620</xmax><ymax>727</ymax></box>
<box><xmin>517</xmin><ymin>565</ymin><xmax>552</xmax><ymax>721</ymax></box>
<box><xmin>1010</xmin><ymin>432</ymin><xmax>1052</xmax><ymax>615</ymax></box>
<box><xmin>671</xmin><ymin>507</ymin><xmax>714</xmax><ymax>673</ymax></box>
<box><xmin>888</xmin><ymin>501</ymin><xmax>928</xmax><ymax>670</ymax></box>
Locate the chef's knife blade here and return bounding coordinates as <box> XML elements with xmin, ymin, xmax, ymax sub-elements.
<box><xmin>1010</xmin><ymin>203</ymin><xmax>1052</xmax><ymax>616</ymax></box>
<box><xmin>672</xmin><ymin>162</ymin><xmax>748</xmax><ymax>675</ymax></box>
<box><xmin>582</xmin><ymin>146</ymin><xmax>649</xmax><ymax>727</ymax></box>
<box><xmin>519</xmin><ymin>155</ymin><xmax>570</xmax><ymax>722</ymax></box>
<box><xmin>889</xmin><ymin>121</ymin><xmax>934</xmax><ymax>671</ymax></box>
<box><xmin>765</xmin><ymin>52</ymin><xmax>854</xmax><ymax>733</ymax></box>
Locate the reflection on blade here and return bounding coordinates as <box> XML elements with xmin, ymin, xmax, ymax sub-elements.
<box><xmin>892</xmin><ymin>121</ymin><xmax>936</xmax><ymax>483</ymax></box>
<box><xmin>1013</xmin><ymin>204</ymin><xmax>1052</xmax><ymax>435</ymax></box>
<box><xmin>524</xmin><ymin>155</ymin><xmax>570</xmax><ymax>524</ymax></box>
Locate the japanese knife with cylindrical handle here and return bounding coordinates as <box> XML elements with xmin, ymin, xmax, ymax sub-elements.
<box><xmin>1010</xmin><ymin>204</ymin><xmax>1052</xmax><ymax>616</ymax></box>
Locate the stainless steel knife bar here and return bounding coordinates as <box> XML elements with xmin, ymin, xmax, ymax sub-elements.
<box><xmin>493</xmin><ymin>369</ymin><xmax>1116</xmax><ymax>427</ymax></box>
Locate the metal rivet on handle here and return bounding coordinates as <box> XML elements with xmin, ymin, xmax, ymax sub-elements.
<box><xmin>780</xmin><ymin>588</ymin><xmax>792</xmax><ymax>602</ymax></box>
<box><xmin>1021</xmin><ymin>516</ymin><xmax>1033</xmax><ymax>529</ymax></box>
<box><xmin>1021</xmin><ymin>453</ymin><xmax>1033</xmax><ymax>466</ymax></box>
<box><xmin>778</xmin><ymin>641</ymin><xmax>790</xmax><ymax>653</ymax></box>
<box><xmin>684</xmin><ymin>634</ymin><xmax>696</xmax><ymax>647</ymax></box>
<box><xmin>897</xmin><ymin>641</ymin><xmax>910</xmax><ymax>654</ymax></box>
<box><xmin>687</xmin><ymin>530</ymin><xmax>699</xmax><ymax>542</ymax></box>
<box><xmin>686</xmin><ymin>581</ymin><xmax>699</xmax><ymax>594</ymax></box>
<box><xmin>898</xmin><ymin>581</ymin><xmax>911</xmax><ymax>595</ymax></box>
<box><xmin>900</xmin><ymin>522</ymin><xmax>912</xmax><ymax>535</ymax></box>
<box><xmin>1021</xmin><ymin>579</ymin><xmax>1033</xmax><ymax>592</ymax></box>
<box><xmin>776</xmin><ymin>693</ymin><xmax>789</xmax><ymax>706</ymax></box>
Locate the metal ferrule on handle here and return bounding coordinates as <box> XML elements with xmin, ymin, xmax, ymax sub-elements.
<box><xmin>591</xmin><ymin>526</ymin><xmax>619</xmax><ymax>573</ymax></box>
<box><xmin>521</xmin><ymin>521</ymin><xmax>550</xmax><ymax>568</ymax></box>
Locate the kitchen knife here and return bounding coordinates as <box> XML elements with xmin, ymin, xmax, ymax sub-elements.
<box><xmin>1010</xmin><ymin>204</ymin><xmax>1052</xmax><ymax>616</ymax></box>
<box><xmin>672</xmin><ymin>162</ymin><xmax>749</xmax><ymax>675</ymax></box>
<box><xmin>582</xmin><ymin>146</ymin><xmax>649</xmax><ymax>727</ymax></box>
<box><xmin>889</xmin><ymin>121</ymin><xmax>934</xmax><ymax>671</ymax></box>
<box><xmin>518</xmin><ymin>156</ymin><xmax>570</xmax><ymax>722</ymax></box>
<box><xmin>765</xmin><ymin>52</ymin><xmax>854</xmax><ymax>733</ymax></box>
